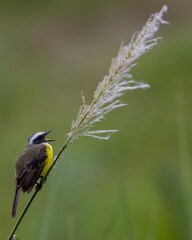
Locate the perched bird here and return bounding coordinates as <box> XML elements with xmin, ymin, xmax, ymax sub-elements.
<box><xmin>12</xmin><ymin>130</ymin><xmax>55</xmax><ymax>218</ymax></box>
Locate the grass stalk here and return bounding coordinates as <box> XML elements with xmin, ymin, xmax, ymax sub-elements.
<box><xmin>7</xmin><ymin>5</ymin><xmax>168</xmax><ymax>239</ymax></box>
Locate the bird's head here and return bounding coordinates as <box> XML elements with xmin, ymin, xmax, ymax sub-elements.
<box><xmin>28</xmin><ymin>130</ymin><xmax>55</xmax><ymax>145</ymax></box>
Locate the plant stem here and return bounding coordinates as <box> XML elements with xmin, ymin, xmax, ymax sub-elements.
<box><xmin>7</xmin><ymin>136</ymin><xmax>73</xmax><ymax>240</ymax></box>
<box><xmin>7</xmin><ymin>186</ymin><xmax>40</xmax><ymax>240</ymax></box>
<box><xmin>43</xmin><ymin>136</ymin><xmax>72</xmax><ymax>182</ymax></box>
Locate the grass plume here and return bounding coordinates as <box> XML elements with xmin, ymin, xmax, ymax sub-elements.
<box><xmin>68</xmin><ymin>5</ymin><xmax>168</xmax><ymax>141</ymax></box>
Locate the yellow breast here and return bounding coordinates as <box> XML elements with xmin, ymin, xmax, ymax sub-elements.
<box><xmin>40</xmin><ymin>143</ymin><xmax>53</xmax><ymax>177</ymax></box>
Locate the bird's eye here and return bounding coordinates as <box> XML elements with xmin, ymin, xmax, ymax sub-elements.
<box><xmin>37</xmin><ymin>135</ymin><xmax>43</xmax><ymax>140</ymax></box>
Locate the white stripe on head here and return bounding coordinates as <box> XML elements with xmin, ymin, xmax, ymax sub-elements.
<box><xmin>28</xmin><ymin>132</ymin><xmax>45</xmax><ymax>145</ymax></box>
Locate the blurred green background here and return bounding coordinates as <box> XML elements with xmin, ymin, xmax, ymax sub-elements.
<box><xmin>1</xmin><ymin>0</ymin><xmax>192</xmax><ymax>239</ymax></box>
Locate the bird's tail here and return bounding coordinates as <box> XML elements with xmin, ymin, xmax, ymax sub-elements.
<box><xmin>12</xmin><ymin>188</ymin><xmax>20</xmax><ymax>218</ymax></box>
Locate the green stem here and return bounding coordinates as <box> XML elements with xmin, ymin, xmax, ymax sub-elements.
<box><xmin>7</xmin><ymin>187</ymin><xmax>40</xmax><ymax>240</ymax></box>
<box><xmin>7</xmin><ymin>136</ymin><xmax>73</xmax><ymax>240</ymax></box>
<box><xmin>42</xmin><ymin>136</ymin><xmax>72</xmax><ymax>182</ymax></box>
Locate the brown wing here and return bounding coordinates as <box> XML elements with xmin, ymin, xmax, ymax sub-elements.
<box><xmin>15</xmin><ymin>144</ymin><xmax>47</xmax><ymax>193</ymax></box>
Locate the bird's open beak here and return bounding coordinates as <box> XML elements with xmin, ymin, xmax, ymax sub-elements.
<box><xmin>45</xmin><ymin>130</ymin><xmax>55</xmax><ymax>142</ymax></box>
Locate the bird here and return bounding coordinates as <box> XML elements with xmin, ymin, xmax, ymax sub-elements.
<box><xmin>12</xmin><ymin>130</ymin><xmax>55</xmax><ymax>218</ymax></box>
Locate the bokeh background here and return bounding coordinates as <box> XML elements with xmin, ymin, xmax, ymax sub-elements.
<box><xmin>1</xmin><ymin>0</ymin><xmax>192</xmax><ymax>239</ymax></box>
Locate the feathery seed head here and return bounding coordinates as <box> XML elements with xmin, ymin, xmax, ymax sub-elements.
<box><xmin>68</xmin><ymin>5</ymin><xmax>168</xmax><ymax>141</ymax></box>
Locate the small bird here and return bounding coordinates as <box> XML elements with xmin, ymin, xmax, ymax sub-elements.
<box><xmin>12</xmin><ymin>130</ymin><xmax>55</xmax><ymax>218</ymax></box>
